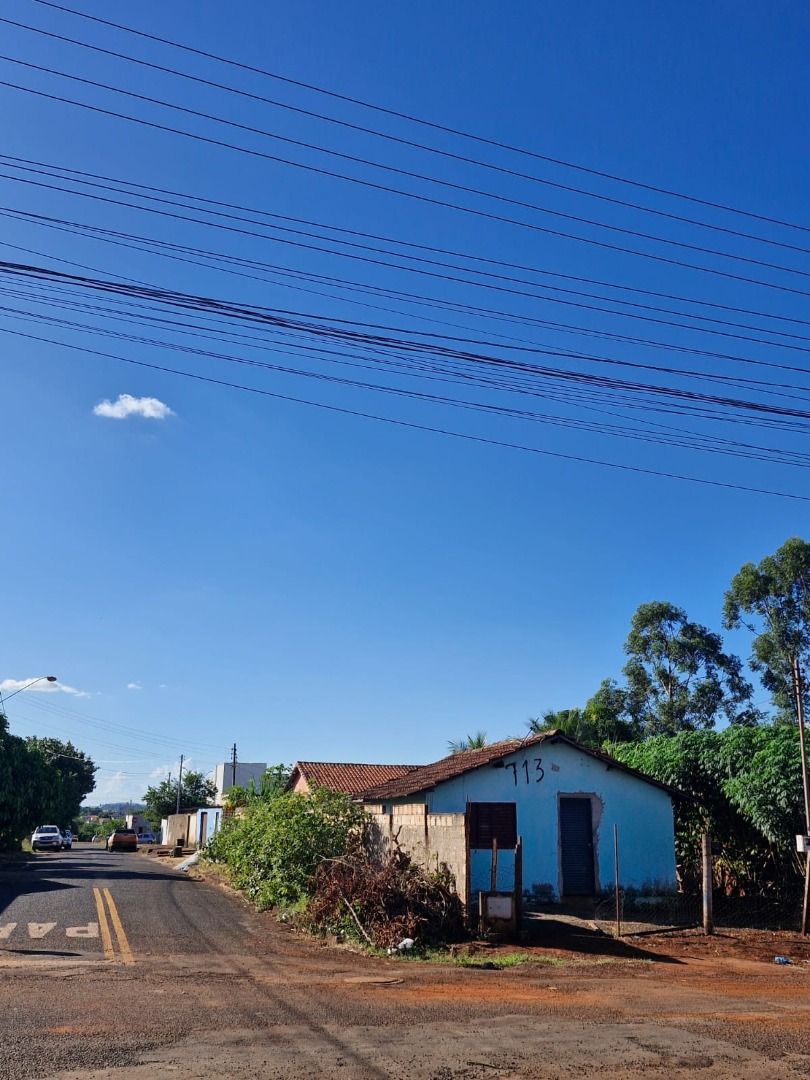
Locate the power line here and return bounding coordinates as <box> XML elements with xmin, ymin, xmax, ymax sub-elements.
<box><xmin>7</xmin><ymin>291</ymin><xmax>808</xmax><ymax>467</ymax></box>
<box><xmin>6</xmin><ymin>12</ymin><xmax>810</xmax><ymax>261</ymax></box>
<box><xmin>31</xmin><ymin>0</ymin><xmax>810</xmax><ymax>237</ymax></box>
<box><xmin>8</xmin><ymin>152</ymin><xmax>810</xmax><ymax>339</ymax></box>
<box><xmin>6</xmin><ymin>198</ymin><xmax>810</xmax><ymax>390</ymax></box>
<box><xmin>4</xmin><ymin>257</ymin><xmax>808</xmax><ymax>423</ymax></box>
<box><xmin>3</xmin><ymin>322</ymin><xmax>808</xmax><ymax>502</ymax></box>
<box><xmin>7</xmin><ymin>68</ymin><xmax>810</xmax><ymax>304</ymax></box>
<box><xmin>9</xmin><ymin>168</ymin><xmax>810</xmax><ymax>371</ymax></box>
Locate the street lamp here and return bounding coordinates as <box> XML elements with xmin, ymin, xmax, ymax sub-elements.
<box><xmin>0</xmin><ymin>675</ymin><xmax>58</xmax><ymax>704</ymax></box>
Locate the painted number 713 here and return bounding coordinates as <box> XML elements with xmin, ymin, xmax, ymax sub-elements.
<box><xmin>505</xmin><ymin>758</ymin><xmax>544</xmax><ymax>785</ymax></box>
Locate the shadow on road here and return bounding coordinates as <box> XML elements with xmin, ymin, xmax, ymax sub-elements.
<box><xmin>3</xmin><ymin>948</ymin><xmax>86</xmax><ymax>957</ymax></box>
<box><xmin>523</xmin><ymin>913</ymin><xmax>682</xmax><ymax>963</ymax></box>
<box><xmin>0</xmin><ymin>851</ymin><xmax>191</xmax><ymax>917</ymax></box>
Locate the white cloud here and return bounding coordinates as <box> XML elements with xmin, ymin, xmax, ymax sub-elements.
<box><xmin>93</xmin><ymin>394</ymin><xmax>175</xmax><ymax>420</ymax></box>
<box><xmin>150</xmin><ymin>757</ymin><xmax>193</xmax><ymax>781</ymax></box>
<box><xmin>92</xmin><ymin>770</ymin><xmax>128</xmax><ymax>802</ymax></box>
<box><xmin>0</xmin><ymin>677</ymin><xmax>90</xmax><ymax>698</ymax></box>
<box><xmin>126</xmin><ymin>682</ymin><xmax>143</xmax><ymax>691</ymax></box>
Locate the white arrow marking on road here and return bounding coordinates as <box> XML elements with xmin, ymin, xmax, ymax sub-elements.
<box><xmin>0</xmin><ymin>923</ymin><xmax>17</xmax><ymax>940</ymax></box>
<box><xmin>27</xmin><ymin>922</ymin><xmax>57</xmax><ymax>939</ymax></box>
<box><xmin>66</xmin><ymin>923</ymin><xmax>99</xmax><ymax>938</ymax></box>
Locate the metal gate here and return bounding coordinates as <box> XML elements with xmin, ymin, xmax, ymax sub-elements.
<box><xmin>559</xmin><ymin>797</ymin><xmax>595</xmax><ymax>897</ymax></box>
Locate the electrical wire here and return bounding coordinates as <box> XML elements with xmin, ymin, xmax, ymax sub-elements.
<box><xmin>3</xmin><ymin>322</ymin><xmax>808</xmax><ymax>502</ymax></box>
<box><xmin>6</xmin><ymin>12</ymin><xmax>810</xmax><ymax>260</ymax></box>
<box><xmin>31</xmin><ymin>0</ymin><xmax>810</xmax><ymax>237</ymax></box>
<box><xmin>7</xmin><ymin>67</ymin><xmax>810</xmax><ymax>303</ymax></box>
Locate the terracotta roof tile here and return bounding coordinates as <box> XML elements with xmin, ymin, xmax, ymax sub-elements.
<box><xmin>289</xmin><ymin>761</ymin><xmax>418</xmax><ymax>797</ymax></box>
<box><xmin>361</xmin><ymin>731</ymin><xmax>680</xmax><ymax>800</ymax></box>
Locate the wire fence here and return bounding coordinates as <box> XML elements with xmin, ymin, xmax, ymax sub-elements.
<box><xmin>594</xmin><ymin>891</ymin><xmax>802</xmax><ymax>937</ymax></box>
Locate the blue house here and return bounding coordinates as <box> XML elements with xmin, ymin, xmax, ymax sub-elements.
<box><xmin>362</xmin><ymin>731</ymin><xmax>677</xmax><ymax>906</ymax></box>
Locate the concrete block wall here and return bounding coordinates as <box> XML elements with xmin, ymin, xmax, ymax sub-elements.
<box><xmin>366</xmin><ymin>805</ymin><xmax>468</xmax><ymax>907</ymax></box>
<box><xmin>427</xmin><ymin>813</ymin><xmax>468</xmax><ymax>907</ymax></box>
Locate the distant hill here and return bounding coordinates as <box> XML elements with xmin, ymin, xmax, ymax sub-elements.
<box><xmin>82</xmin><ymin>802</ymin><xmax>146</xmax><ymax>815</ymax></box>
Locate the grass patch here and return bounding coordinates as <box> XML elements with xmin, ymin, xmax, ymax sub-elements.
<box><xmin>401</xmin><ymin>946</ymin><xmax>564</xmax><ymax>970</ymax></box>
<box><xmin>456</xmin><ymin>951</ymin><xmax>538</xmax><ymax>970</ymax></box>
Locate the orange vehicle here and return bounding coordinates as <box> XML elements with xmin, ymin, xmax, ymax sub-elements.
<box><xmin>106</xmin><ymin>828</ymin><xmax>138</xmax><ymax>853</ymax></box>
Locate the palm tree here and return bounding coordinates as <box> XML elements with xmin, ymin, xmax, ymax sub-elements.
<box><xmin>447</xmin><ymin>730</ymin><xmax>488</xmax><ymax>754</ymax></box>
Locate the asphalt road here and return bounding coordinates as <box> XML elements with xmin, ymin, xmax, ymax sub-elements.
<box><xmin>1</xmin><ymin>844</ymin><xmax>809</xmax><ymax>1080</ymax></box>
<box><xmin>0</xmin><ymin>844</ymin><xmax>255</xmax><ymax>967</ymax></box>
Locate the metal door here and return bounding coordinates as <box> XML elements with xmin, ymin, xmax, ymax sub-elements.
<box><xmin>559</xmin><ymin>797</ymin><xmax>595</xmax><ymax>897</ymax></box>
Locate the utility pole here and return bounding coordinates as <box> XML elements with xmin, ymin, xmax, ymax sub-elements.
<box><xmin>792</xmin><ymin>658</ymin><xmax>810</xmax><ymax>936</ymax></box>
<box><xmin>176</xmin><ymin>754</ymin><xmax>185</xmax><ymax>815</ymax></box>
<box><xmin>231</xmin><ymin>743</ymin><xmax>238</xmax><ymax>790</ymax></box>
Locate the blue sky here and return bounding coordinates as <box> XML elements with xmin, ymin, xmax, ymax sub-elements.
<box><xmin>1</xmin><ymin>1</ymin><xmax>808</xmax><ymax>803</ymax></box>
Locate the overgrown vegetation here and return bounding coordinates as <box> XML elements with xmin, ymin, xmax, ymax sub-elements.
<box><xmin>203</xmin><ymin>775</ymin><xmax>466</xmax><ymax>950</ymax></box>
<box><xmin>613</xmin><ymin>726</ymin><xmax>805</xmax><ymax>897</ymax></box>
<box><xmin>305</xmin><ymin>838</ymin><xmax>465</xmax><ymax>949</ymax></box>
<box><xmin>205</xmin><ymin>785</ymin><xmax>366</xmax><ymax>910</ymax></box>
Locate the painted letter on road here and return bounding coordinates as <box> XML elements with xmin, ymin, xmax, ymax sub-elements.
<box><xmin>66</xmin><ymin>923</ymin><xmax>99</xmax><ymax>938</ymax></box>
<box><xmin>27</xmin><ymin>922</ymin><xmax>56</xmax><ymax>939</ymax></box>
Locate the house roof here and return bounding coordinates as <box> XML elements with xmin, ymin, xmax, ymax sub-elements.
<box><xmin>360</xmin><ymin>731</ymin><xmax>680</xmax><ymax>800</ymax></box>
<box><xmin>288</xmin><ymin>761</ymin><xmax>418</xmax><ymax>797</ymax></box>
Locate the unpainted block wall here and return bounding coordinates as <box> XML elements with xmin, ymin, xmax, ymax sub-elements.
<box><xmin>366</xmin><ymin>804</ymin><xmax>468</xmax><ymax>908</ymax></box>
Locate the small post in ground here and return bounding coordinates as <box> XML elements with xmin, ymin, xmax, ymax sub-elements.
<box><xmin>702</xmin><ymin>833</ymin><xmax>714</xmax><ymax>935</ymax></box>
<box><xmin>613</xmin><ymin>823</ymin><xmax>621</xmax><ymax>939</ymax></box>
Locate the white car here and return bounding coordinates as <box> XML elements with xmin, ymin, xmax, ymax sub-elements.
<box><xmin>61</xmin><ymin>829</ymin><xmax>73</xmax><ymax>850</ymax></box>
<box><xmin>31</xmin><ymin>825</ymin><xmax>64</xmax><ymax>852</ymax></box>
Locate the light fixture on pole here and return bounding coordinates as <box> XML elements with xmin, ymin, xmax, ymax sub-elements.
<box><xmin>0</xmin><ymin>675</ymin><xmax>58</xmax><ymax>710</ymax></box>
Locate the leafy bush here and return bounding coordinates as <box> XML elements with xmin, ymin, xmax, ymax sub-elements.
<box><xmin>612</xmin><ymin>725</ymin><xmax>805</xmax><ymax>897</ymax></box>
<box><xmin>306</xmin><ymin>839</ymin><xmax>465</xmax><ymax>949</ymax></box>
<box><xmin>205</xmin><ymin>787</ymin><xmax>366</xmax><ymax>910</ymax></box>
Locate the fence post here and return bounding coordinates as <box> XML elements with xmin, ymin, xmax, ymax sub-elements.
<box><xmin>514</xmin><ymin>837</ymin><xmax>523</xmax><ymax>939</ymax></box>
<box><xmin>702</xmin><ymin>833</ymin><xmax>714</xmax><ymax>935</ymax></box>
<box><xmin>613</xmin><ymin>823</ymin><xmax>621</xmax><ymax>939</ymax></box>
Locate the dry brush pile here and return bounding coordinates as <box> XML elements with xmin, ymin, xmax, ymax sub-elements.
<box><xmin>306</xmin><ymin>837</ymin><xmax>465</xmax><ymax>950</ymax></box>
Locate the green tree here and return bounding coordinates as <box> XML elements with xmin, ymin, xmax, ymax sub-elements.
<box><xmin>143</xmin><ymin>769</ymin><xmax>217</xmax><ymax>821</ymax></box>
<box><xmin>259</xmin><ymin>763</ymin><xmax>292</xmax><ymax>799</ymax></box>
<box><xmin>528</xmin><ymin>682</ymin><xmax>641</xmax><ymax>748</ymax></box>
<box><xmin>724</xmin><ymin>536</ymin><xmax>810</xmax><ymax>722</ymax></box>
<box><xmin>0</xmin><ymin>715</ymin><xmax>53</xmax><ymax>848</ymax></box>
<box><xmin>623</xmin><ymin>601</ymin><xmax>757</xmax><ymax>736</ymax></box>
<box><xmin>25</xmin><ymin>737</ymin><xmax>96</xmax><ymax>824</ymax></box>
<box><xmin>447</xmin><ymin>731</ymin><xmax>487</xmax><ymax>754</ymax></box>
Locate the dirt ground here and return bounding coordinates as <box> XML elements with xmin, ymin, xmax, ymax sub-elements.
<box><xmin>4</xmin><ymin>849</ymin><xmax>810</xmax><ymax>1079</ymax></box>
<box><xmin>36</xmin><ymin>915</ymin><xmax>810</xmax><ymax>1079</ymax></box>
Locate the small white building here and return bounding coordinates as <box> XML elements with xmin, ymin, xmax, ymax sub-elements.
<box><xmin>161</xmin><ymin>806</ymin><xmax>224</xmax><ymax>848</ymax></box>
<box><xmin>125</xmin><ymin>813</ymin><xmax>154</xmax><ymax>837</ymax></box>
<box><xmin>210</xmin><ymin>761</ymin><xmax>267</xmax><ymax>804</ymax></box>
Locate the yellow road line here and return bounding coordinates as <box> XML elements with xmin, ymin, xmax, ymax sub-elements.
<box><xmin>102</xmin><ymin>888</ymin><xmax>134</xmax><ymax>966</ymax></box>
<box><xmin>92</xmin><ymin>887</ymin><xmax>114</xmax><ymax>962</ymax></box>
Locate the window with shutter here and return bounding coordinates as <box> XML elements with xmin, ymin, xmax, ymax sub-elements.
<box><xmin>469</xmin><ymin>802</ymin><xmax>517</xmax><ymax>849</ymax></box>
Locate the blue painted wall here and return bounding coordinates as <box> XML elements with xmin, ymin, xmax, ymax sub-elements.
<box><xmin>389</xmin><ymin>741</ymin><xmax>676</xmax><ymax>899</ymax></box>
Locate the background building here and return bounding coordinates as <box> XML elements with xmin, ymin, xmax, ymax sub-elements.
<box><xmin>210</xmin><ymin>761</ymin><xmax>267</xmax><ymax>804</ymax></box>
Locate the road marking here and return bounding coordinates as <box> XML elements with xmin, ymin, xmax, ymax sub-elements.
<box><xmin>93</xmin><ymin>887</ymin><xmax>114</xmax><ymax>961</ymax></box>
<box><xmin>102</xmin><ymin>888</ymin><xmax>134</xmax><ymax>966</ymax></box>
<box><xmin>66</xmin><ymin>922</ymin><xmax>99</xmax><ymax>938</ymax></box>
<box><xmin>27</xmin><ymin>922</ymin><xmax>56</xmax><ymax>939</ymax></box>
<box><xmin>0</xmin><ymin>923</ymin><xmax>17</xmax><ymax>940</ymax></box>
